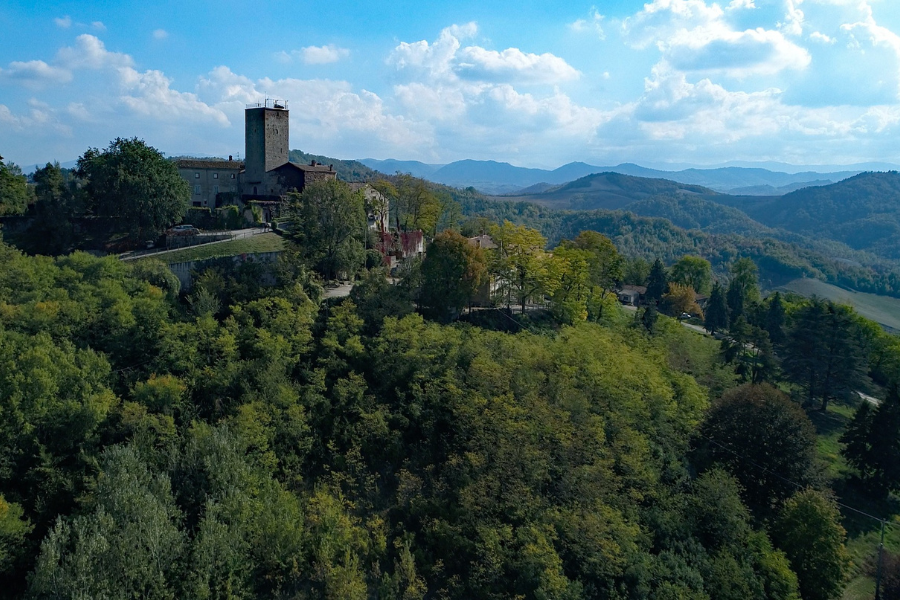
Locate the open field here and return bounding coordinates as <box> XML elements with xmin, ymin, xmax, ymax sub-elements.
<box><xmin>135</xmin><ymin>233</ymin><xmax>285</xmax><ymax>264</ymax></box>
<box><xmin>777</xmin><ymin>278</ymin><xmax>900</xmax><ymax>331</ymax></box>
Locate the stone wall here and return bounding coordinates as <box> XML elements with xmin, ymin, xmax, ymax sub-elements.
<box><xmin>168</xmin><ymin>251</ymin><xmax>282</xmax><ymax>291</ymax></box>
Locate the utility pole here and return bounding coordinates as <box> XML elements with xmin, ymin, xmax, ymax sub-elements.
<box><xmin>875</xmin><ymin>519</ymin><xmax>885</xmax><ymax>600</ymax></box>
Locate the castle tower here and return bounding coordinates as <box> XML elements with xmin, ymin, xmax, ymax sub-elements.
<box><xmin>244</xmin><ymin>100</ymin><xmax>289</xmax><ymax>184</ymax></box>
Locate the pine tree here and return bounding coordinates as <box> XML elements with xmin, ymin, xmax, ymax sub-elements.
<box><xmin>765</xmin><ymin>292</ymin><xmax>786</xmax><ymax>347</ymax></box>
<box><xmin>840</xmin><ymin>401</ymin><xmax>874</xmax><ymax>480</ymax></box>
<box><xmin>842</xmin><ymin>385</ymin><xmax>900</xmax><ymax>495</ymax></box>
<box><xmin>645</xmin><ymin>258</ymin><xmax>668</xmax><ymax>304</ymax></box>
<box><xmin>704</xmin><ymin>281</ymin><xmax>728</xmax><ymax>334</ymax></box>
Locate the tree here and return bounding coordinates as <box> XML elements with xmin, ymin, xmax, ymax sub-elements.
<box><xmin>0</xmin><ymin>495</ymin><xmax>32</xmax><ymax>595</ymax></box>
<box><xmin>285</xmin><ymin>179</ymin><xmax>367</xmax><ymax>280</ymax></box>
<box><xmin>764</xmin><ymin>292</ymin><xmax>787</xmax><ymax>347</ymax></box>
<box><xmin>772</xmin><ymin>489</ymin><xmax>849</xmax><ymax>600</ymax></box>
<box><xmin>77</xmin><ymin>137</ymin><xmax>190</xmax><ymax>239</ymax></box>
<box><xmin>29</xmin><ymin>445</ymin><xmax>184</xmax><ymax>599</ymax></box>
<box><xmin>782</xmin><ymin>299</ymin><xmax>869</xmax><ymax>411</ymax></box>
<box><xmin>395</xmin><ymin>174</ymin><xmax>442</xmax><ymax>234</ymax></box>
<box><xmin>545</xmin><ymin>246</ymin><xmax>592</xmax><ymax>324</ymax></box>
<box><xmin>645</xmin><ymin>258</ymin><xmax>668</xmax><ymax>304</ymax></box>
<box><xmin>660</xmin><ymin>282</ymin><xmax>704</xmax><ymax>318</ymax></box>
<box><xmin>704</xmin><ymin>281</ymin><xmax>729</xmax><ymax>334</ymax></box>
<box><xmin>490</xmin><ymin>221</ymin><xmax>548</xmax><ymax>314</ymax></box>
<box><xmin>21</xmin><ymin>162</ymin><xmax>80</xmax><ymax>254</ymax></box>
<box><xmin>623</xmin><ymin>257</ymin><xmax>650</xmax><ymax>286</ymax></box>
<box><xmin>695</xmin><ymin>383</ymin><xmax>820</xmax><ymax>514</ymax></box>
<box><xmin>670</xmin><ymin>255</ymin><xmax>713</xmax><ymax>295</ymax></box>
<box><xmin>726</xmin><ymin>258</ymin><xmax>760</xmax><ymax>327</ymax></box>
<box><xmin>419</xmin><ymin>230</ymin><xmax>488</xmax><ymax>322</ymax></box>
<box><xmin>840</xmin><ymin>384</ymin><xmax>900</xmax><ymax>495</ymax></box>
<box><xmin>0</xmin><ymin>159</ymin><xmax>31</xmax><ymax>216</ymax></box>
<box><xmin>558</xmin><ymin>231</ymin><xmax>624</xmax><ymax>321</ymax></box>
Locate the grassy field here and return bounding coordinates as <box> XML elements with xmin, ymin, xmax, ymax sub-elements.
<box><xmin>137</xmin><ymin>233</ymin><xmax>285</xmax><ymax>265</ymax></box>
<box><xmin>777</xmin><ymin>278</ymin><xmax>900</xmax><ymax>331</ymax></box>
<box><xmin>807</xmin><ymin>403</ymin><xmax>900</xmax><ymax>599</ymax></box>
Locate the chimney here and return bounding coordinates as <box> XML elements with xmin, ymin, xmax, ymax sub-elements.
<box><xmin>310</xmin><ymin>160</ymin><xmax>317</xmax><ymax>167</ymax></box>
<box><xmin>228</xmin><ymin>155</ymin><xmax>233</xmax><ymax>161</ymax></box>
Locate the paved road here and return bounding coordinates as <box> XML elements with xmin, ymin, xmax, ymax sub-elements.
<box><xmin>119</xmin><ymin>227</ymin><xmax>269</xmax><ymax>261</ymax></box>
<box><xmin>323</xmin><ymin>283</ymin><xmax>354</xmax><ymax>299</ymax></box>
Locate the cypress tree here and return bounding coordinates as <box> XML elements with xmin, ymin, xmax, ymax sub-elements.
<box><xmin>645</xmin><ymin>258</ymin><xmax>668</xmax><ymax>304</ymax></box>
<box><xmin>704</xmin><ymin>282</ymin><xmax>728</xmax><ymax>334</ymax></box>
<box><xmin>765</xmin><ymin>291</ymin><xmax>786</xmax><ymax>346</ymax></box>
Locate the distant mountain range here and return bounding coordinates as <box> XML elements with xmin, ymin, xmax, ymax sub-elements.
<box><xmin>357</xmin><ymin>158</ymin><xmax>878</xmax><ymax>195</ymax></box>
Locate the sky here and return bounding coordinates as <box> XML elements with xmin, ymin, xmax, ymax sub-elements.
<box><xmin>3</xmin><ymin>0</ymin><xmax>900</xmax><ymax>170</ymax></box>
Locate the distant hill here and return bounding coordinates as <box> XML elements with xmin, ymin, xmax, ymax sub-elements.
<box><xmin>496</xmin><ymin>172</ymin><xmax>718</xmax><ymax>211</ymax></box>
<box><xmin>452</xmin><ymin>192</ymin><xmax>900</xmax><ymax>298</ymax></box>
<box><xmin>716</xmin><ymin>171</ymin><xmax>900</xmax><ymax>259</ymax></box>
<box><xmin>357</xmin><ymin>158</ymin><xmax>443</xmax><ymax>178</ymax></box>
<box><xmin>728</xmin><ymin>180</ymin><xmax>833</xmax><ymax>196</ymax></box>
<box><xmin>366</xmin><ymin>157</ymin><xmax>862</xmax><ymax>194</ymax></box>
<box><xmin>289</xmin><ymin>150</ymin><xmax>375</xmax><ymax>182</ymax></box>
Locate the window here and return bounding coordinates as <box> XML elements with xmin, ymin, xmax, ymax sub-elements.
<box><xmin>231</xmin><ymin>174</ymin><xmax>235</xmax><ymax>179</ymax></box>
<box><xmin>192</xmin><ymin>201</ymin><xmax>201</xmax><ymax>207</ymax></box>
<box><xmin>194</xmin><ymin>185</ymin><xmax>201</xmax><ymax>194</ymax></box>
<box><xmin>194</xmin><ymin>173</ymin><xmax>200</xmax><ymax>179</ymax></box>
<box><xmin>213</xmin><ymin>173</ymin><xmax>218</xmax><ymax>179</ymax></box>
<box><xmin>214</xmin><ymin>185</ymin><xmax>219</xmax><ymax>194</ymax></box>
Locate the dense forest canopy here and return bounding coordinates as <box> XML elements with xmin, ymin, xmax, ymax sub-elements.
<box><xmin>0</xmin><ymin>222</ymin><xmax>897</xmax><ymax>598</ymax></box>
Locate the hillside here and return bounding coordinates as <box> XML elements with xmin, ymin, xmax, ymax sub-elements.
<box><xmin>454</xmin><ymin>193</ymin><xmax>900</xmax><ymax>297</ymax></box>
<box><xmin>777</xmin><ymin>278</ymin><xmax>900</xmax><ymax>331</ymax></box>
<box><xmin>497</xmin><ymin>172</ymin><xmax>719</xmax><ymax>210</ymax></box>
<box><xmin>289</xmin><ymin>150</ymin><xmax>375</xmax><ymax>182</ymax></box>
<box><xmin>719</xmin><ymin>171</ymin><xmax>900</xmax><ymax>259</ymax></box>
<box><xmin>367</xmin><ymin>157</ymin><xmax>860</xmax><ymax>194</ymax></box>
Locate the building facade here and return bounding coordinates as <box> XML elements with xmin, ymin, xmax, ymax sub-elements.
<box><xmin>175</xmin><ymin>99</ymin><xmax>336</xmax><ymax>208</ymax></box>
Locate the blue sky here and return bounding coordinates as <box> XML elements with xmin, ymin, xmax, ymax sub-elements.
<box><xmin>3</xmin><ymin>0</ymin><xmax>900</xmax><ymax>169</ymax></box>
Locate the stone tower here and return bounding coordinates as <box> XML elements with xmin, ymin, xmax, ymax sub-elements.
<box><xmin>244</xmin><ymin>100</ymin><xmax>289</xmax><ymax>184</ymax></box>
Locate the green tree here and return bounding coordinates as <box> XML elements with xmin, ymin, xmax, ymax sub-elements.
<box><xmin>29</xmin><ymin>445</ymin><xmax>184</xmax><ymax>600</ymax></box>
<box><xmin>490</xmin><ymin>221</ymin><xmax>548</xmax><ymax>314</ymax></box>
<box><xmin>395</xmin><ymin>174</ymin><xmax>442</xmax><ymax>233</ymax></box>
<box><xmin>782</xmin><ymin>299</ymin><xmax>869</xmax><ymax>411</ymax></box>
<box><xmin>285</xmin><ymin>179</ymin><xmax>367</xmax><ymax>280</ymax></box>
<box><xmin>695</xmin><ymin>383</ymin><xmax>820</xmax><ymax>514</ymax></box>
<box><xmin>0</xmin><ymin>159</ymin><xmax>31</xmax><ymax>216</ymax></box>
<box><xmin>772</xmin><ymin>489</ymin><xmax>849</xmax><ymax>600</ymax></box>
<box><xmin>77</xmin><ymin>137</ymin><xmax>190</xmax><ymax>239</ymax></box>
<box><xmin>840</xmin><ymin>384</ymin><xmax>900</xmax><ymax>495</ymax></box>
<box><xmin>670</xmin><ymin>255</ymin><xmax>713</xmax><ymax>295</ymax></box>
<box><xmin>0</xmin><ymin>495</ymin><xmax>32</xmax><ymax>595</ymax></box>
<box><xmin>704</xmin><ymin>281</ymin><xmax>729</xmax><ymax>334</ymax></box>
<box><xmin>661</xmin><ymin>282</ymin><xmax>704</xmax><ymax>318</ymax></box>
<box><xmin>726</xmin><ymin>258</ymin><xmax>760</xmax><ymax>327</ymax></box>
<box><xmin>545</xmin><ymin>246</ymin><xmax>592</xmax><ymax>324</ymax></box>
<box><xmin>764</xmin><ymin>292</ymin><xmax>787</xmax><ymax>347</ymax></box>
<box><xmin>646</xmin><ymin>258</ymin><xmax>668</xmax><ymax>304</ymax></box>
<box><xmin>419</xmin><ymin>230</ymin><xmax>488</xmax><ymax>322</ymax></box>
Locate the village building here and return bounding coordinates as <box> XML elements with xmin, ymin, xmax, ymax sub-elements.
<box><xmin>175</xmin><ymin>99</ymin><xmax>336</xmax><ymax>209</ymax></box>
<box><xmin>618</xmin><ymin>284</ymin><xmax>646</xmax><ymax>306</ymax></box>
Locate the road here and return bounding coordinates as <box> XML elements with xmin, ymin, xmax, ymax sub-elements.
<box><xmin>119</xmin><ymin>226</ymin><xmax>269</xmax><ymax>261</ymax></box>
<box><xmin>323</xmin><ymin>283</ymin><xmax>354</xmax><ymax>299</ymax></box>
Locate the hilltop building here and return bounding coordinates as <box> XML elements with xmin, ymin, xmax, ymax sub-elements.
<box><xmin>175</xmin><ymin>99</ymin><xmax>336</xmax><ymax>208</ymax></box>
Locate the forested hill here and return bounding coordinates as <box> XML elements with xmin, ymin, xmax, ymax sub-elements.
<box><xmin>495</xmin><ymin>172</ymin><xmax>718</xmax><ymax>211</ymax></box>
<box><xmin>288</xmin><ymin>150</ymin><xmax>375</xmax><ymax>182</ymax></box>
<box><xmin>721</xmin><ymin>171</ymin><xmax>900</xmax><ymax>259</ymax></box>
<box><xmin>455</xmin><ymin>193</ymin><xmax>900</xmax><ymax>297</ymax></box>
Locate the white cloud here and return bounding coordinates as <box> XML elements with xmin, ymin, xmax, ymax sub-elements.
<box><xmin>152</xmin><ymin>29</ymin><xmax>168</xmax><ymax>40</ymax></box>
<box><xmin>54</xmin><ymin>15</ymin><xmax>72</xmax><ymax>28</ymax></box>
<box><xmin>456</xmin><ymin>46</ymin><xmax>580</xmax><ymax>83</ymax></box>
<box><xmin>569</xmin><ymin>8</ymin><xmax>606</xmax><ymax>39</ymax></box>
<box><xmin>92</xmin><ymin>21</ymin><xmax>106</xmax><ymax>31</ymax></box>
<box><xmin>389</xmin><ymin>23</ymin><xmax>580</xmax><ymax>85</ymax></box>
<box><xmin>728</xmin><ymin>0</ymin><xmax>756</xmax><ymax>9</ymax></box>
<box><xmin>299</xmin><ymin>44</ymin><xmax>350</xmax><ymax>64</ymax></box>
<box><xmin>810</xmin><ymin>31</ymin><xmax>835</xmax><ymax>43</ymax></box>
<box><xmin>56</xmin><ymin>34</ymin><xmax>133</xmax><ymax>70</ymax></box>
<box><xmin>780</xmin><ymin>0</ymin><xmax>805</xmax><ymax>36</ymax></box>
<box><xmin>117</xmin><ymin>67</ymin><xmax>229</xmax><ymax>126</ymax></box>
<box><xmin>623</xmin><ymin>0</ymin><xmax>810</xmax><ymax>77</ymax></box>
<box><xmin>0</xmin><ymin>60</ymin><xmax>73</xmax><ymax>89</ymax></box>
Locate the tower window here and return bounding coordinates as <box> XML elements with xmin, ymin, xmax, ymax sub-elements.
<box><xmin>194</xmin><ymin>185</ymin><xmax>201</xmax><ymax>194</ymax></box>
<box><xmin>231</xmin><ymin>174</ymin><xmax>235</xmax><ymax>179</ymax></box>
<box><xmin>213</xmin><ymin>173</ymin><xmax>218</xmax><ymax>179</ymax></box>
<box><xmin>214</xmin><ymin>185</ymin><xmax>219</xmax><ymax>194</ymax></box>
<box><xmin>194</xmin><ymin>173</ymin><xmax>200</xmax><ymax>179</ymax></box>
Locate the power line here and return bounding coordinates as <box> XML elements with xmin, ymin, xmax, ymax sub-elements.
<box><xmin>698</xmin><ymin>432</ymin><xmax>890</xmax><ymax>525</ymax></box>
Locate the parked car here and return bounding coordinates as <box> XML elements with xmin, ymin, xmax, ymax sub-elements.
<box><xmin>167</xmin><ymin>224</ymin><xmax>200</xmax><ymax>236</ymax></box>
